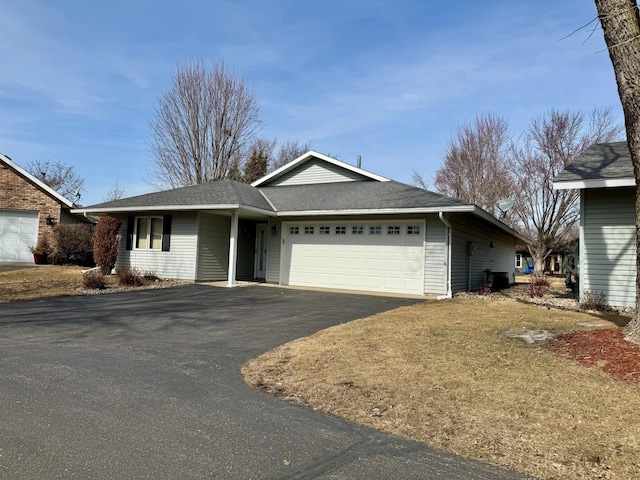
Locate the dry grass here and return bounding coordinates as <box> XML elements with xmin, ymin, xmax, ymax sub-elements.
<box><xmin>242</xmin><ymin>298</ymin><xmax>640</xmax><ymax>479</ymax></box>
<box><xmin>0</xmin><ymin>266</ymin><xmax>85</xmax><ymax>302</ymax></box>
<box><xmin>515</xmin><ymin>274</ymin><xmax>566</xmax><ymax>288</ymax></box>
<box><xmin>0</xmin><ymin>266</ymin><xmax>184</xmax><ymax>303</ymax></box>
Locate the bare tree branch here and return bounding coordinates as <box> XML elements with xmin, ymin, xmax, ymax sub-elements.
<box><xmin>270</xmin><ymin>140</ymin><xmax>312</xmax><ymax>172</ymax></box>
<box><xmin>511</xmin><ymin>108</ymin><xmax>623</xmax><ymax>273</ymax></box>
<box><xmin>26</xmin><ymin>159</ymin><xmax>84</xmax><ymax>200</ymax></box>
<box><xmin>433</xmin><ymin>113</ymin><xmax>514</xmax><ymax>216</ymax></box>
<box><xmin>148</xmin><ymin>60</ymin><xmax>262</xmax><ymax>189</ymax></box>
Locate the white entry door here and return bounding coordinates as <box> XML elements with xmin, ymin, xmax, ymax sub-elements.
<box><xmin>281</xmin><ymin>220</ymin><xmax>425</xmax><ymax>295</ymax></box>
<box><xmin>254</xmin><ymin>223</ymin><xmax>268</xmax><ymax>279</ymax></box>
<box><xmin>0</xmin><ymin>210</ymin><xmax>39</xmax><ymax>262</ymax></box>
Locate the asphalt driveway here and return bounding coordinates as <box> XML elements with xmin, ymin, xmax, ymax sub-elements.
<box><xmin>0</xmin><ymin>285</ymin><xmax>530</xmax><ymax>479</ymax></box>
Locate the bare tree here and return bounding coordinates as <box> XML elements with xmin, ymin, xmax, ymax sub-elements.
<box><xmin>269</xmin><ymin>140</ymin><xmax>312</xmax><ymax>171</ymax></box>
<box><xmin>434</xmin><ymin>113</ymin><xmax>513</xmax><ymax>215</ymax></box>
<box><xmin>26</xmin><ymin>159</ymin><xmax>84</xmax><ymax>200</ymax></box>
<box><xmin>594</xmin><ymin>0</ymin><xmax>640</xmax><ymax>342</ymax></box>
<box><xmin>149</xmin><ymin>60</ymin><xmax>262</xmax><ymax>189</ymax></box>
<box><xmin>411</xmin><ymin>171</ymin><xmax>429</xmax><ymax>190</ymax></box>
<box><xmin>241</xmin><ymin>138</ymin><xmax>275</xmax><ymax>183</ymax></box>
<box><xmin>511</xmin><ymin>108</ymin><xmax>623</xmax><ymax>273</ymax></box>
<box><xmin>103</xmin><ymin>180</ymin><xmax>126</xmax><ymax>202</ymax></box>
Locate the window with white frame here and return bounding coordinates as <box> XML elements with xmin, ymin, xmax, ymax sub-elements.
<box><xmin>135</xmin><ymin>216</ymin><xmax>163</xmax><ymax>250</ymax></box>
<box><xmin>335</xmin><ymin>226</ymin><xmax>346</xmax><ymax>235</ymax></box>
<box><xmin>388</xmin><ymin>225</ymin><xmax>401</xmax><ymax>235</ymax></box>
<box><xmin>304</xmin><ymin>226</ymin><xmax>315</xmax><ymax>235</ymax></box>
<box><xmin>319</xmin><ymin>226</ymin><xmax>331</xmax><ymax>235</ymax></box>
<box><xmin>289</xmin><ymin>226</ymin><xmax>300</xmax><ymax>235</ymax></box>
<box><xmin>515</xmin><ymin>253</ymin><xmax>522</xmax><ymax>268</ymax></box>
<box><xmin>370</xmin><ymin>226</ymin><xmax>381</xmax><ymax>235</ymax></box>
<box><xmin>407</xmin><ymin>225</ymin><xmax>421</xmax><ymax>235</ymax></box>
<box><xmin>352</xmin><ymin>225</ymin><xmax>364</xmax><ymax>235</ymax></box>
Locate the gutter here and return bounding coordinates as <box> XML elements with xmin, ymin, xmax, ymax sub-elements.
<box><xmin>437</xmin><ymin>212</ymin><xmax>453</xmax><ymax>299</ymax></box>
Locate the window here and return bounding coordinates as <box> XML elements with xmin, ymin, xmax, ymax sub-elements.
<box><xmin>304</xmin><ymin>226</ymin><xmax>315</xmax><ymax>235</ymax></box>
<box><xmin>335</xmin><ymin>226</ymin><xmax>346</xmax><ymax>235</ymax></box>
<box><xmin>369</xmin><ymin>226</ymin><xmax>381</xmax><ymax>235</ymax></box>
<box><xmin>352</xmin><ymin>225</ymin><xmax>364</xmax><ymax>235</ymax></box>
<box><xmin>289</xmin><ymin>226</ymin><xmax>300</xmax><ymax>235</ymax></box>
<box><xmin>388</xmin><ymin>226</ymin><xmax>401</xmax><ymax>235</ymax></box>
<box><xmin>135</xmin><ymin>216</ymin><xmax>163</xmax><ymax>250</ymax></box>
<box><xmin>407</xmin><ymin>225</ymin><xmax>421</xmax><ymax>235</ymax></box>
<box><xmin>319</xmin><ymin>226</ymin><xmax>331</xmax><ymax>235</ymax></box>
<box><xmin>515</xmin><ymin>253</ymin><xmax>522</xmax><ymax>268</ymax></box>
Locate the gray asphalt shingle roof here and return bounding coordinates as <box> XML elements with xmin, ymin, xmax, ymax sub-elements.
<box><xmin>260</xmin><ymin>180</ymin><xmax>470</xmax><ymax>211</ymax></box>
<box><xmin>554</xmin><ymin>141</ymin><xmax>632</xmax><ymax>182</ymax></box>
<box><xmin>86</xmin><ymin>179</ymin><xmax>273</xmax><ymax>211</ymax></box>
<box><xmin>83</xmin><ymin>178</ymin><xmax>473</xmax><ymax>213</ymax></box>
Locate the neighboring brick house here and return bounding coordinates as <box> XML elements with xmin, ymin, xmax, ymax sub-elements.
<box><xmin>0</xmin><ymin>153</ymin><xmax>87</xmax><ymax>262</ymax></box>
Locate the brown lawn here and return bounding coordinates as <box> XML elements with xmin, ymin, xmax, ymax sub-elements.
<box><xmin>0</xmin><ymin>266</ymin><xmax>85</xmax><ymax>302</ymax></box>
<box><xmin>242</xmin><ymin>298</ymin><xmax>640</xmax><ymax>480</ymax></box>
<box><xmin>0</xmin><ymin>266</ymin><xmax>183</xmax><ymax>303</ymax></box>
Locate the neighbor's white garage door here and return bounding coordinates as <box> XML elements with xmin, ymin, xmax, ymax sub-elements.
<box><xmin>0</xmin><ymin>210</ymin><xmax>39</xmax><ymax>262</ymax></box>
<box><xmin>282</xmin><ymin>220</ymin><xmax>425</xmax><ymax>295</ymax></box>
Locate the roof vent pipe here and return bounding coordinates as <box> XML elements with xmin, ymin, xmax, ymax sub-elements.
<box><xmin>357</xmin><ymin>155</ymin><xmax>361</xmax><ymax>169</ymax></box>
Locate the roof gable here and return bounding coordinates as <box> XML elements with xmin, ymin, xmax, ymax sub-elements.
<box><xmin>0</xmin><ymin>153</ymin><xmax>75</xmax><ymax>207</ymax></box>
<box><xmin>252</xmin><ymin>151</ymin><xmax>389</xmax><ymax>187</ymax></box>
<box><xmin>554</xmin><ymin>141</ymin><xmax>635</xmax><ymax>189</ymax></box>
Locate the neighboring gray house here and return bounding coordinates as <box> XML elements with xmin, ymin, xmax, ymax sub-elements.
<box><xmin>73</xmin><ymin>151</ymin><xmax>527</xmax><ymax>297</ymax></box>
<box><xmin>554</xmin><ymin>141</ymin><xmax>635</xmax><ymax>307</ymax></box>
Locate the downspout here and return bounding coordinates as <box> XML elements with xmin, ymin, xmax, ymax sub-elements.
<box><xmin>438</xmin><ymin>212</ymin><xmax>453</xmax><ymax>299</ymax></box>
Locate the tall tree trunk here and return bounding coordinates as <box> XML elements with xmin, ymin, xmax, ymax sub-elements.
<box><xmin>595</xmin><ymin>0</ymin><xmax>640</xmax><ymax>343</ymax></box>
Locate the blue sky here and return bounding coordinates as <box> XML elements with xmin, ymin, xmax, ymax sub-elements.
<box><xmin>0</xmin><ymin>0</ymin><xmax>623</xmax><ymax>206</ymax></box>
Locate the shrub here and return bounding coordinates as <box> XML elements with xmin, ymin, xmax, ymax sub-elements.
<box><xmin>143</xmin><ymin>272</ymin><xmax>159</xmax><ymax>282</ymax></box>
<box><xmin>52</xmin><ymin>223</ymin><xmax>95</xmax><ymax>265</ymax></box>
<box><xmin>115</xmin><ymin>267</ymin><xmax>146</xmax><ymax>287</ymax></box>
<box><xmin>580</xmin><ymin>290</ymin><xmax>607</xmax><ymax>311</ymax></box>
<box><xmin>476</xmin><ymin>281</ymin><xmax>491</xmax><ymax>296</ymax></box>
<box><xmin>83</xmin><ymin>269</ymin><xmax>106</xmax><ymax>289</ymax></box>
<box><xmin>528</xmin><ymin>274</ymin><xmax>550</xmax><ymax>298</ymax></box>
<box><xmin>93</xmin><ymin>216</ymin><xmax>121</xmax><ymax>274</ymax></box>
<box><xmin>29</xmin><ymin>237</ymin><xmax>52</xmax><ymax>256</ymax></box>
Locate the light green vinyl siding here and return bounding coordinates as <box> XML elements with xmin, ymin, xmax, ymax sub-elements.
<box><xmin>267</xmin><ymin>159</ymin><xmax>371</xmax><ymax>186</ymax></box>
<box><xmin>424</xmin><ymin>216</ymin><xmax>446</xmax><ymax>295</ymax></box>
<box><xmin>115</xmin><ymin>212</ymin><xmax>197</xmax><ymax>279</ymax></box>
<box><xmin>196</xmin><ymin>213</ymin><xmax>230</xmax><ymax>281</ymax></box>
<box><xmin>449</xmin><ymin>214</ymin><xmax>517</xmax><ymax>293</ymax></box>
<box><xmin>266</xmin><ymin>220</ymin><xmax>282</xmax><ymax>283</ymax></box>
<box><xmin>582</xmin><ymin>188</ymin><xmax>635</xmax><ymax>307</ymax></box>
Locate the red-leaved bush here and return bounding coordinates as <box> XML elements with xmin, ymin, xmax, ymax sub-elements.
<box><xmin>93</xmin><ymin>216</ymin><xmax>121</xmax><ymax>274</ymax></box>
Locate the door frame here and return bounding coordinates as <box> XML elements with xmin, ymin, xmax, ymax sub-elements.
<box><xmin>254</xmin><ymin>223</ymin><xmax>268</xmax><ymax>279</ymax></box>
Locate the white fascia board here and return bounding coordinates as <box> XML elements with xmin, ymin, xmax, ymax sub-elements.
<box><xmin>0</xmin><ymin>153</ymin><xmax>75</xmax><ymax>207</ymax></box>
<box><xmin>251</xmin><ymin>150</ymin><xmax>390</xmax><ymax>186</ymax></box>
<box><xmin>553</xmin><ymin>178</ymin><xmax>636</xmax><ymax>190</ymax></box>
<box><xmin>274</xmin><ymin>206</ymin><xmax>476</xmax><ymax>217</ymax></box>
<box><xmin>71</xmin><ymin>204</ymin><xmax>276</xmax><ymax>216</ymax></box>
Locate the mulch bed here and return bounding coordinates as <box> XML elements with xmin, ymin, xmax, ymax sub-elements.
<box><xmin>549</xmin><ymin>328</ymin><xmax>640</xmax><ymax>383</ymax></box>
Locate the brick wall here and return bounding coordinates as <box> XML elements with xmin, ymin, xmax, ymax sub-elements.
<box><xmin>0</xmin><ymin>161</ymin><xmax>64</xmax><ymax>246</ymax></box>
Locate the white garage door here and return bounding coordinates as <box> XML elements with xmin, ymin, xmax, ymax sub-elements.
<box><xmin>282</xmin><ymin>220</ymin><xmax>425</xmax><ymax>295</ymax></box>
<box><xmin>0</xmin><ymin>210</ymin><xmax>39</xmax><ymax>262</ymax></box>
